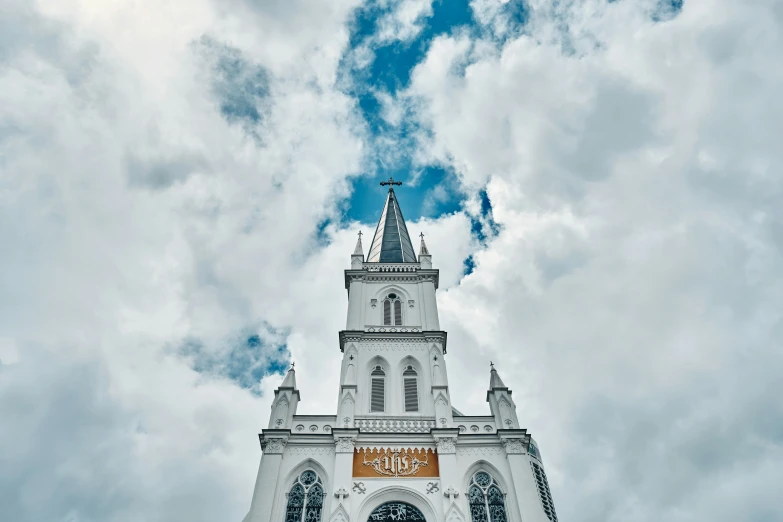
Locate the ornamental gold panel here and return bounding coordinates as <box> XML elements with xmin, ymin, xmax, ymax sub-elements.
<box><xmin>352</xmin><ymin>447</ymin><xmax>439</xmax><ymax>478</ymax></box>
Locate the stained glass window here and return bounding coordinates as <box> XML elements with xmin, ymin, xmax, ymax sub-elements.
<box><xmin>468</xmin><ymin>472</ymin><xmax>508</xmax><ymax>522</ymax></box>
<box><xmin>368</xmin><ymin>502</ymin><xmax>425</xmax><ymax>522</ymax></box>
<box><xmin>285</xmin><ymin>471</ymin><xmax>324</xmax><ymax>522</ymax></box>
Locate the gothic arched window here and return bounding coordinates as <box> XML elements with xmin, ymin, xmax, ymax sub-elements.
<box><xmin>383</xmin><ymin>293</ymin><xmax>403</xmax><ymax>326</ymax></box>
<box><xmin>285</xmin><ymin>471</ymin><xmax>324</xmax><ymax>522</ymax></box>
<box><xmin>402</xmin><ymin>365</ymin><xmax>419</xmax><ymax>412</ymax></box>
<box><xmin>468</xmin><ymin>471</ymin><xmax>508</xmax><ymax>522</ymax></box>
<box><xmin>367</xmin><ymin>502</ymin><xmax>425</xmax><ymax>522</ymax></box>
<box><xmin>370</xmin><ymin>366</ymin><xmax>385</xmax><ymax>413</ymax></box>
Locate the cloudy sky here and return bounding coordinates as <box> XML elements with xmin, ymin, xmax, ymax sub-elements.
<box><xmin>1</xmin><ymin>0</ymin><xmax>782</xmax><ymax>521</ymax></box>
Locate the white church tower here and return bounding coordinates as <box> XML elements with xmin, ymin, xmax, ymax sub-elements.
<box><xmin>243</xmin><ymin>180</ymin><xmax>559</xmax><ymax>522</ymax></box>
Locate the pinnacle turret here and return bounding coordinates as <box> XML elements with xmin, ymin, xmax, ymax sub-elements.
<box><xmin>419</xmin><ymin>232</ymin><xmax>430</xmax><ymax>256</ymax></box>
<box><xmin>353</xmin><ymin>231</ymin><xmax>364</xmax><ymax>256</ymax></box>
<box><xmin>489</xmin><ymin>361</ymin><xmax>507</xmax><ymax>389</ymax></box>
<box><xmin>280</xmin><ymin>364</ymin><xmax>297</xmax><ymax>389</ymax></box>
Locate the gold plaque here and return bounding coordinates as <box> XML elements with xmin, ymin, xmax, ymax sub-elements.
<box><xmin>353</xmin><ymin>448</ymin><xmax>439</xmax><ymax>478</ymax></box>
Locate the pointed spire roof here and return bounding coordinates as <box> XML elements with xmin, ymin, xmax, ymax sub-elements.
<box><xmin>353</xmin><ymin>231</ymin><xmax>364</xmax><ymax>256</ymax></box>
<box><xmin>367</xmin><ymin>184</ymin><xmax>416</xmax><ymax>263</ymax></box>
<box><xmin>489</xmin><ymin>362</ymin><xmax>507</xmax><ymax>389</ymax></box>
<box><xmin>419</xmin><ymin>232</ymin><xmax>430</xmax><ymax>256</ymax></box>
<box><xmin>280</xmin><ymin>364</ymin><xmax>297</xmax><ymax>389</ymax></box>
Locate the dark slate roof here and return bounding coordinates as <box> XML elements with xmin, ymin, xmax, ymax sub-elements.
<box><xmin>366</xmin><ymin>188</ymin><xmax>417</xmax><ymax>263</ymax></box>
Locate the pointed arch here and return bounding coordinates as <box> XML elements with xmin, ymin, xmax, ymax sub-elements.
<box><xmin>367</xmin><ymin>356</ymin><xmax>390</xmax><ymax>413</ymax></box>
<box><xmin>273</xmin><ymin>397</ymin><xmax>290</xmax><ymax>425</ymax></box>
<box><xmin>462</xmin><ymin>462</ymin><xmax>514</xmax><ymax>522</ymax></box>
<box><xmin>280</xmin><ymin>459</ymin><xmax>331</xmax><ymax>522</ymax></box>
<box><xmin>373</xmin><ymin>285</ymin><xmax>411</xmax><ymax>326</ymax></box>
<box><xmin>357</xmin><ymin>486</ymin><xmax>436</xmax><ymax>522</ymax></box>
<box><xmin>434</xmin><ymin>392</ymin><xmax>449</xmax><ymax>407</ymax></box>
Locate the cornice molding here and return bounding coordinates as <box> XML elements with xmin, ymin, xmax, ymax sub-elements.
<box><xmin>338</xmin><ymin>330</ymin><xmax>448</xmax><ymax>353</ymax></box>
<box><xmin>343</xmin><ymin>268</ymin><xmax>440</xmax><ymax>290</ymax></box>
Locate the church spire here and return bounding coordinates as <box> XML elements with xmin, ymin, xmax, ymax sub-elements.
<box><xmin>489</xmin><ymin>361</ymin><xmax>507</xmax><ymax>389</ymax></box>
<box><xmin>353</xmin><ymin>231</ymin><xmax>364</xmax><ymax>256</ymax></box>
<box><xmin>366</xmin><ymin>178</ymin><xmax>416</xmax><ymax>263</ymax></box>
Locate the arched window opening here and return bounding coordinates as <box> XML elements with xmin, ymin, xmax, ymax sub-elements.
<box><xmin>285</xmin><ymin>471</ymin><xmax>324</xmax><ymax>522</ymax></box>
<box><xmin>367</xmin><ymin>502</ymin><xmax>425</xmax><ymax>522</ymax></box>
<box><xmin>382</xmin><ymin>293</ymin><xmax>403</xmax><ymax>326</ymax></box>
<box><xmin>370</xmin><ymin>366</ymin><xmax>385</xmax><ymax>413</ymax></box>
<box><xmin>468</xmin><ymin>472</ymin><xmax>507</xmax><ymax>522</ymax></box>
<box><xmin>403</xmin><ymin>365</ymin><xmax>419</xmax><ymax>412</ymax></box>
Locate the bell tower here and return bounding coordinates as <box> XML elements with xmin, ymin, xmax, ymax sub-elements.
<box><xmin>243</xmin><ymin>181</ymin><xmax>559</xmax><ymax>522</ymax></box>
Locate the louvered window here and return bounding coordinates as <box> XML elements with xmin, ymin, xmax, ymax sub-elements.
<box><xmin>370</xmin><ymin>366</ymin><xmax>385</xmax><ymax>412</ymax></box>
<box><xmin>382</xmin><ymin>293</ymin><xmax>403</xmax><ymax>326</ymax></box>
<box><xmin>531</xmin><ymin>462</ymin><xmax>558</xmax><ymax>522</ymax></box>
<box><xmin>403</xmin><ymin>365</ymin><xmax>419</xmax><ymax>412</ymax></box>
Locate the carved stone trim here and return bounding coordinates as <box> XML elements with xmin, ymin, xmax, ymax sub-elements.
<box><xmin>435</xmin><ymin>437</ymin><xmax>457</xmax><ymax>454</ymax></box>
<box><xmin>502</xmin><ymin>438</ymin><xmax>527</xmax><ymax>454</ymax></box>
<box><xmin>261</xmin><ymin>437</ymin><xmax>287</xmax><ymax>454</ymax></box>
<box><xmin>335</xmin><ymin>437</ymin><xmax>357</xmax><ymax>453</ymax></box>
<box><xmin>444</xmin><ymin>486</ymin><xmax>460</xmax><ymax>501</ymax></box>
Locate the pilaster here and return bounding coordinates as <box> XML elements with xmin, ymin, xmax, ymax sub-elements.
<box><xmin>432</xmin><ymin>428</ymin><xmax>459</xmax><ymax>517</ymax></box>
<box><xmin>245</xmin><ymin>431</ymin><xmax>289</xmax><ymax>522</ymax></box>
<box><xmin>331</xmin><ymin>429</ymin><xmax>359</xmax><ymax>520</ymax></box>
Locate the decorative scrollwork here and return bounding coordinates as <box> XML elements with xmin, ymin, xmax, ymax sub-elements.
<box><xmin>335</xmin><ymin>437</ymin><xmax>356</xmax><ymax>453</ymax></box>
<box><xmin>362</xmin><ymin>448</ymin><xmax>428</xmax><ymax>477</ymax></box>
<box><xmin>501</xmin><ymin>438</ymin><xmax>526</xmax><ymax>454</ymax></box>
<box><xmin>262</xmin><ymin>437</ymin><xmax>287</xmax><ymax>454</ymax></box>
<box><xmin>435</xmin><ymin>437</ymin><xmax>457</xmax><ymax>454</ymax></box>
<box><xmin>426</xmin><ymin>482</ymin><xmax>440</xmax><ymax>494</ymax></box>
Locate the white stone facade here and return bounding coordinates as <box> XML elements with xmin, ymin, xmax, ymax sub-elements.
<box><xmin>243</xmin><ymin>195</ymin><xmax>558</xmax><ymax>522</ymax></box>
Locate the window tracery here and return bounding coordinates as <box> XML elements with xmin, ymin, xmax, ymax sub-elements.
<box><xmin>468</xmin><ymin>471</ymin><xmax>507</xmax><ymax>522</ymax></box>
<box><xmin>368</xmin><ymin>502</ymin><xmax>425</xmax><ymax>522</ymax></box>
<box><xmin>382</xmin><ymin>293</ymin><xmax>403</xmax><ymax>326</ymax></box>
<box><xmin>285</xmin><ymin>471</ymin><xmax>324</xmax><ymax>522</ymax></box>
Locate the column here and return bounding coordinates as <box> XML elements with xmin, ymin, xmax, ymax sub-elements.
<box><xmin>245</xmin><ymin>433</ymin><xmax>288</xmax><ymax>522</ymax></box>
<box><xmin>500</xmin><ymin>432</ymin><xmax>548</xmax><ymax>522</ymax></box>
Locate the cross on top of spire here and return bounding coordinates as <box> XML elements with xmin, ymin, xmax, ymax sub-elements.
<box><xmin>380</xmin><ymin>176</ymin><xmax>402</xmax><ymax>189</ymax></box>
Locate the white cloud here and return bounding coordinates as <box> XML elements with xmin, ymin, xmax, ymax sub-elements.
<box><xmin>406</xmin><ymin>0</ymin><xmax>783</xmax><ymax>520</ymax></box>
<box><xmin>2</xmin><ymin>0</ymin><xmax>782</xmax><ymax>521</ymax></box>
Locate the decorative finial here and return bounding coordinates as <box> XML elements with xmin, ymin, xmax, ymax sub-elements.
<box><xmin>380</xmin><ymin>176</ymin><xmax>402</xmax><ymax>188</ymax></box>
<box><xmin>490</xmin><ymin>361</ymin><xmax>495</xmax><ymax>371</ymax></box>
<box><xmin>419</xmin><ymin>231</ymin><xmax>430</xmax><ymax>256</ymax></box>
<box><xmin>358</xmin><ymin>230</ymin><xmax>362</xmax><ymax>239</ymax></box>
<box><xmin>290</xmin><ymin>361</ymin><xmax>295</xmax><ymax>370</ymax></box>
